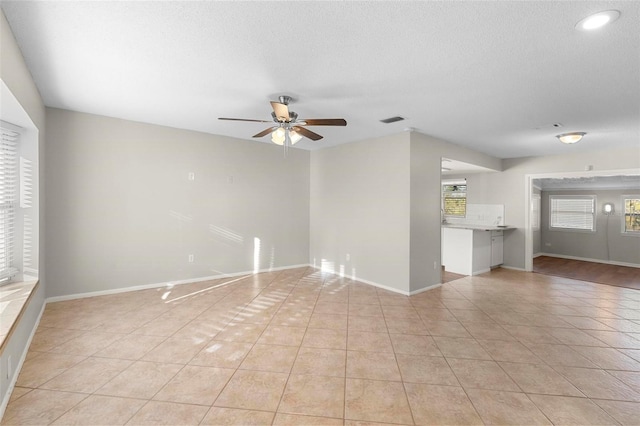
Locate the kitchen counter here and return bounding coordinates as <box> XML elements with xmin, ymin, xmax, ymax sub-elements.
<box><xmin>442</xmin><ymin>224</ymin><xmax>514</xmax><ymax>231</ymax></box>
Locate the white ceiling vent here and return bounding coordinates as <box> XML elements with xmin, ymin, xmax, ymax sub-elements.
<box><xmin>380</xmin><ymin>116</ymin><xmax>405</xmax><ymax>124</ymax></box>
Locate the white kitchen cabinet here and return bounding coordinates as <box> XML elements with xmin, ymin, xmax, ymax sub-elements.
<box><xmin>442</xmin><ymin>227</ymin><xmax>491</xmax><ymax>276</ymax></box>
<box><xmin>442</xmin><ymin>226</ymin><xmax>512</xmax><ymax>276</ymax></box>
<box><xmin>491</xmin><ymin>230</ymin><xmax>504</xmax><ymax>267</ymax></box>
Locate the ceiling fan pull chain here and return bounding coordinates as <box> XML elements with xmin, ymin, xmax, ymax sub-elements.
<box><xmin>284</xmin><ymin>129</ymin><xmax>289</xmax><ymax>158</ymax></box>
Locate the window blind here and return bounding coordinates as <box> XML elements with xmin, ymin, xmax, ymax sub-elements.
<box><xmin>550</xmin><ymin>196</ymin><xmax>595</xmax><ymax>231</ymax></box>
<box><xmin>0</xmin><ymin>127</ymin><xmax>19</xmax><ymax>281</ymax></box>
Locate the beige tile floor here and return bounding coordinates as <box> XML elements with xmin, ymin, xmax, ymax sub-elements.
<box><xmin>3</xmin><ymin>267</ymin><xmax>640</xmax><ymax>425</ymax></box>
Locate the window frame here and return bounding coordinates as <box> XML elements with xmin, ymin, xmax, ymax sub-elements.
<box><xmin>0</xmin><ymin>125</ymin><xmax>19</xmax><ymax>284</ymax></box>
<box><xmin>548</xmin><ymin>194</ymin><xmax>597</xmax><ymax>233</ymax></box>
<box><xmin>442</xmin><ymin>179</ymin><xmax>467</xmax><ymax>218</ymax></box>
<box><xmin>531</xmin><ymin>192</ymin><xmax>541</xmax><ymax>231</ymax></box>
<box><xmin>621</xmin><ymin>195</ymin><xmax>640</xmax><ymax>236</ymax></box>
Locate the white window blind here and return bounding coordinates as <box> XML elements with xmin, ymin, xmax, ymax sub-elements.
<box><xmin>0</xmin><ymin>126</ymin><xmax>19</xmax><ymax>281</ymax></box>
<box><xmin>550</xmin><ymin>196</ymin><xmax>595</xmax><ymax>231</ymax></box>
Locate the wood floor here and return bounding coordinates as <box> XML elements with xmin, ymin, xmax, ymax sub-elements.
<box><xmin>444</xmin><ymin>258</ymin><xmax>640</xmax><ymax>291</ymax></box>
<box><xmin>534</xmin><ymin>256</ymin><xmax>640</xmax><ymax>291</ymax></box>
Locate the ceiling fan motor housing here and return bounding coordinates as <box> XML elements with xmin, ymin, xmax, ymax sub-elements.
<box><xmin>279</xmin><ymin>95</ymin><xmax>292</xmax><ymax>105</ymax></box>
<box><xmin>271</xmin><ymin>110</ymin><xmax>298</xmax><ymax>124</ymax></box>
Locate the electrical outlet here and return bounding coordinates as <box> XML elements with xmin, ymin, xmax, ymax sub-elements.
<box><xmin>188</xmin><ymin>254</ymin><xmax>194</xmax><ymax>263</ymax></box>
<box><xmin>188</xmin><ymin>172</ymin><xmax>195</xmax><ymax>181</ymax></box>
<box><xmin>433</xmin><ymin>261</ymin><xmax>437</xmax><ymax>270</ymax></box>
<box><xmin>346</xmin><ymin>253</ymin><xmax>350</xmax><ymax>261</ymax></box>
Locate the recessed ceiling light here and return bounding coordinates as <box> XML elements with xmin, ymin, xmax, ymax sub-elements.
<box><xmin>556</xmin><ymin>132</ymin><xmax>586</xmax><ymax>144</ymax></box>
<box><xmin>575</xmin><ymin>10</ymin><xmax>620</xmax><ymax>31</ymax></box>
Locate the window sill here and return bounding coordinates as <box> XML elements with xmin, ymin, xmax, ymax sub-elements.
<box><xmin>548</xmin><ymin>227</ymin><xmax>596</xmax><ymax>233</ymax></box>
<box><xmin>0</xmin><ymin>279</ymin><xmax>39</xmax><ymax>354</ymax></box>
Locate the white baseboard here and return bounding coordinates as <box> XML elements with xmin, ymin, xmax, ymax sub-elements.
<box><xmin>409</xmin><ymin>283</ymin><xmax>442</xmax><ymax>295</ymax></box>
<box><xmin>46</xmin><ymin>263</ymin><xmax>312</xmax><ymax>303</ymax></box>
<box><xmin>472</xmin><ymin>268</ymin><xmax>491</xmax><ymax>275</ymax></box>
<box><xmin>309</xmin><ymin>266</ymin><xmax>444</xmax><ymax>296</ymax></box>
<box><xmin>321</xmin><ymin>270</ymin><xmax>413</xmax><ymax>296</ymax></box>
<box><xmin>537</xmin><ymin>253</ymin><xmax>640</xmax><ymax>269</ymax></box>
<box><xmin>0</xmin><ymin>302</ymin><xmax>45</xmax><ymax>420</ymax></box>
<box><xmin>45</xmin><ymin>262</ymin><xmax>451</xmax><ymax>305</ymax></box>
<box><xmin>500</xmin><ymin>265</ymin><xmax>527</xmax><ymax>272</ymax></box>
<box><xmin>533</xmin><ymin>253</ymin><xmax>544</xmax><ymax>258</ymax></box>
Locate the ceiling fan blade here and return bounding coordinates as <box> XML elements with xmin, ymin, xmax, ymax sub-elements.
<box><xmin>294</xmin><ymin>126</ymin><xmax>323</xmax><ymax>141</ymax></box>
<box><xmin>219</xmin><ymin>117</ymin><xmax>272</xmax><ymax>123</ymax></box>
<box><xmin>252</xmin><ymin>127</ymin><xmax>276</xmax><ymax>138</ymax></box>
<box><xmin>270</xmin><ymin>101</ymin><xmax>290</xmax><ymax>122</ymax></box>
<box><xmin>301</xmin><ymin>119</ymin><xmax>347</xmax><ymax>126</ymax></box>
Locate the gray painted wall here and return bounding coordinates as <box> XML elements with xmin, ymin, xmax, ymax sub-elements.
<box><xmin>45</xmin><ymin>108</ymin><xmax>310</xmax><ymax>298</ymax></box>
<box><xmin>410</xmin><ymin>136</ymin><xmax>441</xmax><ymax>292</ymax></box>
<box><xmin>309</xmin><ymin>131</ymin><xmax>502</xmax><ymax>294</ymax></box>
<box><xmin>309</xmin><ymin>133</ymin><xmax>412</xmax><ymax>292</ymax></box>
<box><xmin>541</xmin><ymin>189</ymin><xmax>640</xmax><ymax>265</ymax></box>
<box><xmin>0</xmin><ymin>9</ymin><xmax>46</xmax><ymax>414</ymax></box>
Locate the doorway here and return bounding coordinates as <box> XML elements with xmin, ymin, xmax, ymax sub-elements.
<box><xmin>524</xmin><ymin>170</ymin><xmax>640</xmax><ymax>287</ymax></box>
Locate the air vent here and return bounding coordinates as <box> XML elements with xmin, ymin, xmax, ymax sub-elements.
<box><xmin>380</xmin><ymin>116</ymin><xmax>405</xmax><ymax>124</ymax></box>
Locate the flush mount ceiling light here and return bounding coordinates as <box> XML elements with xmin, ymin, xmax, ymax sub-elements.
<box><xmin>575</xmin><ymin>10</ymin><xmax>620</xmax><ymax>31</ymax></box>
<box><xmin>556</xmin><ymin>132</ymin><xmax>586</xmax><ymax>144</ymax></box>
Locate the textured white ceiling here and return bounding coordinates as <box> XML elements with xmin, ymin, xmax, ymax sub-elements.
<box><xmin>2</xmin><ymin>1</ymin><xmax>639</xmax><ymax>158</ymax></box>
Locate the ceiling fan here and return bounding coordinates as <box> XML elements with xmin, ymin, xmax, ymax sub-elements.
<box><xmin>218</xmin><ymin>96</ymin><xmax>347</xmax><ymax>146</ymax></box>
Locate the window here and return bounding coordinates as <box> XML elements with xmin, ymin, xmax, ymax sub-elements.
<box><xmin>0</xmin><ymin>126</ymin><xmax>19</xmax><ymax>282</ymax></box>
<box><xmin>623</xmin><ymin>197</ymin><xmax>640</xmax><ymax>234</ymax></box>
<box><xmin>549</xmin><ymin>195</ymin><xmax>595</xmax><ymax>231</ymax></box>
<box><xmin>531</xmin><ymin>193</ymin><xmax>541</xmax><ymax>230</ymax></box>
<box><xmin>442</xmin><ymin>180</ymin><xmax>467</xmax><ymax>217</ymax></box>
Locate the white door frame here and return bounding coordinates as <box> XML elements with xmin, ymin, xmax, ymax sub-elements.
<box><xmin>523</xmin><ymin>168</ymin><xmax>640</xmax><ymax>272</ymax></box>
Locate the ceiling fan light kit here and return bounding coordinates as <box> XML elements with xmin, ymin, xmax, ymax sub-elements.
<box><xmin>219</xmin><ymin>95</ymin><xmax>347</xmax><ymax>152</ymax></box>
<box><xmin>556</xmin><ymin>132</ymin><xmax>586</xmax><ymax>144</ymax></box>
<box><xmin>271</xmin><ymin>127</ymin><xmax>286</xmax><ymax>145</ymax></box>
